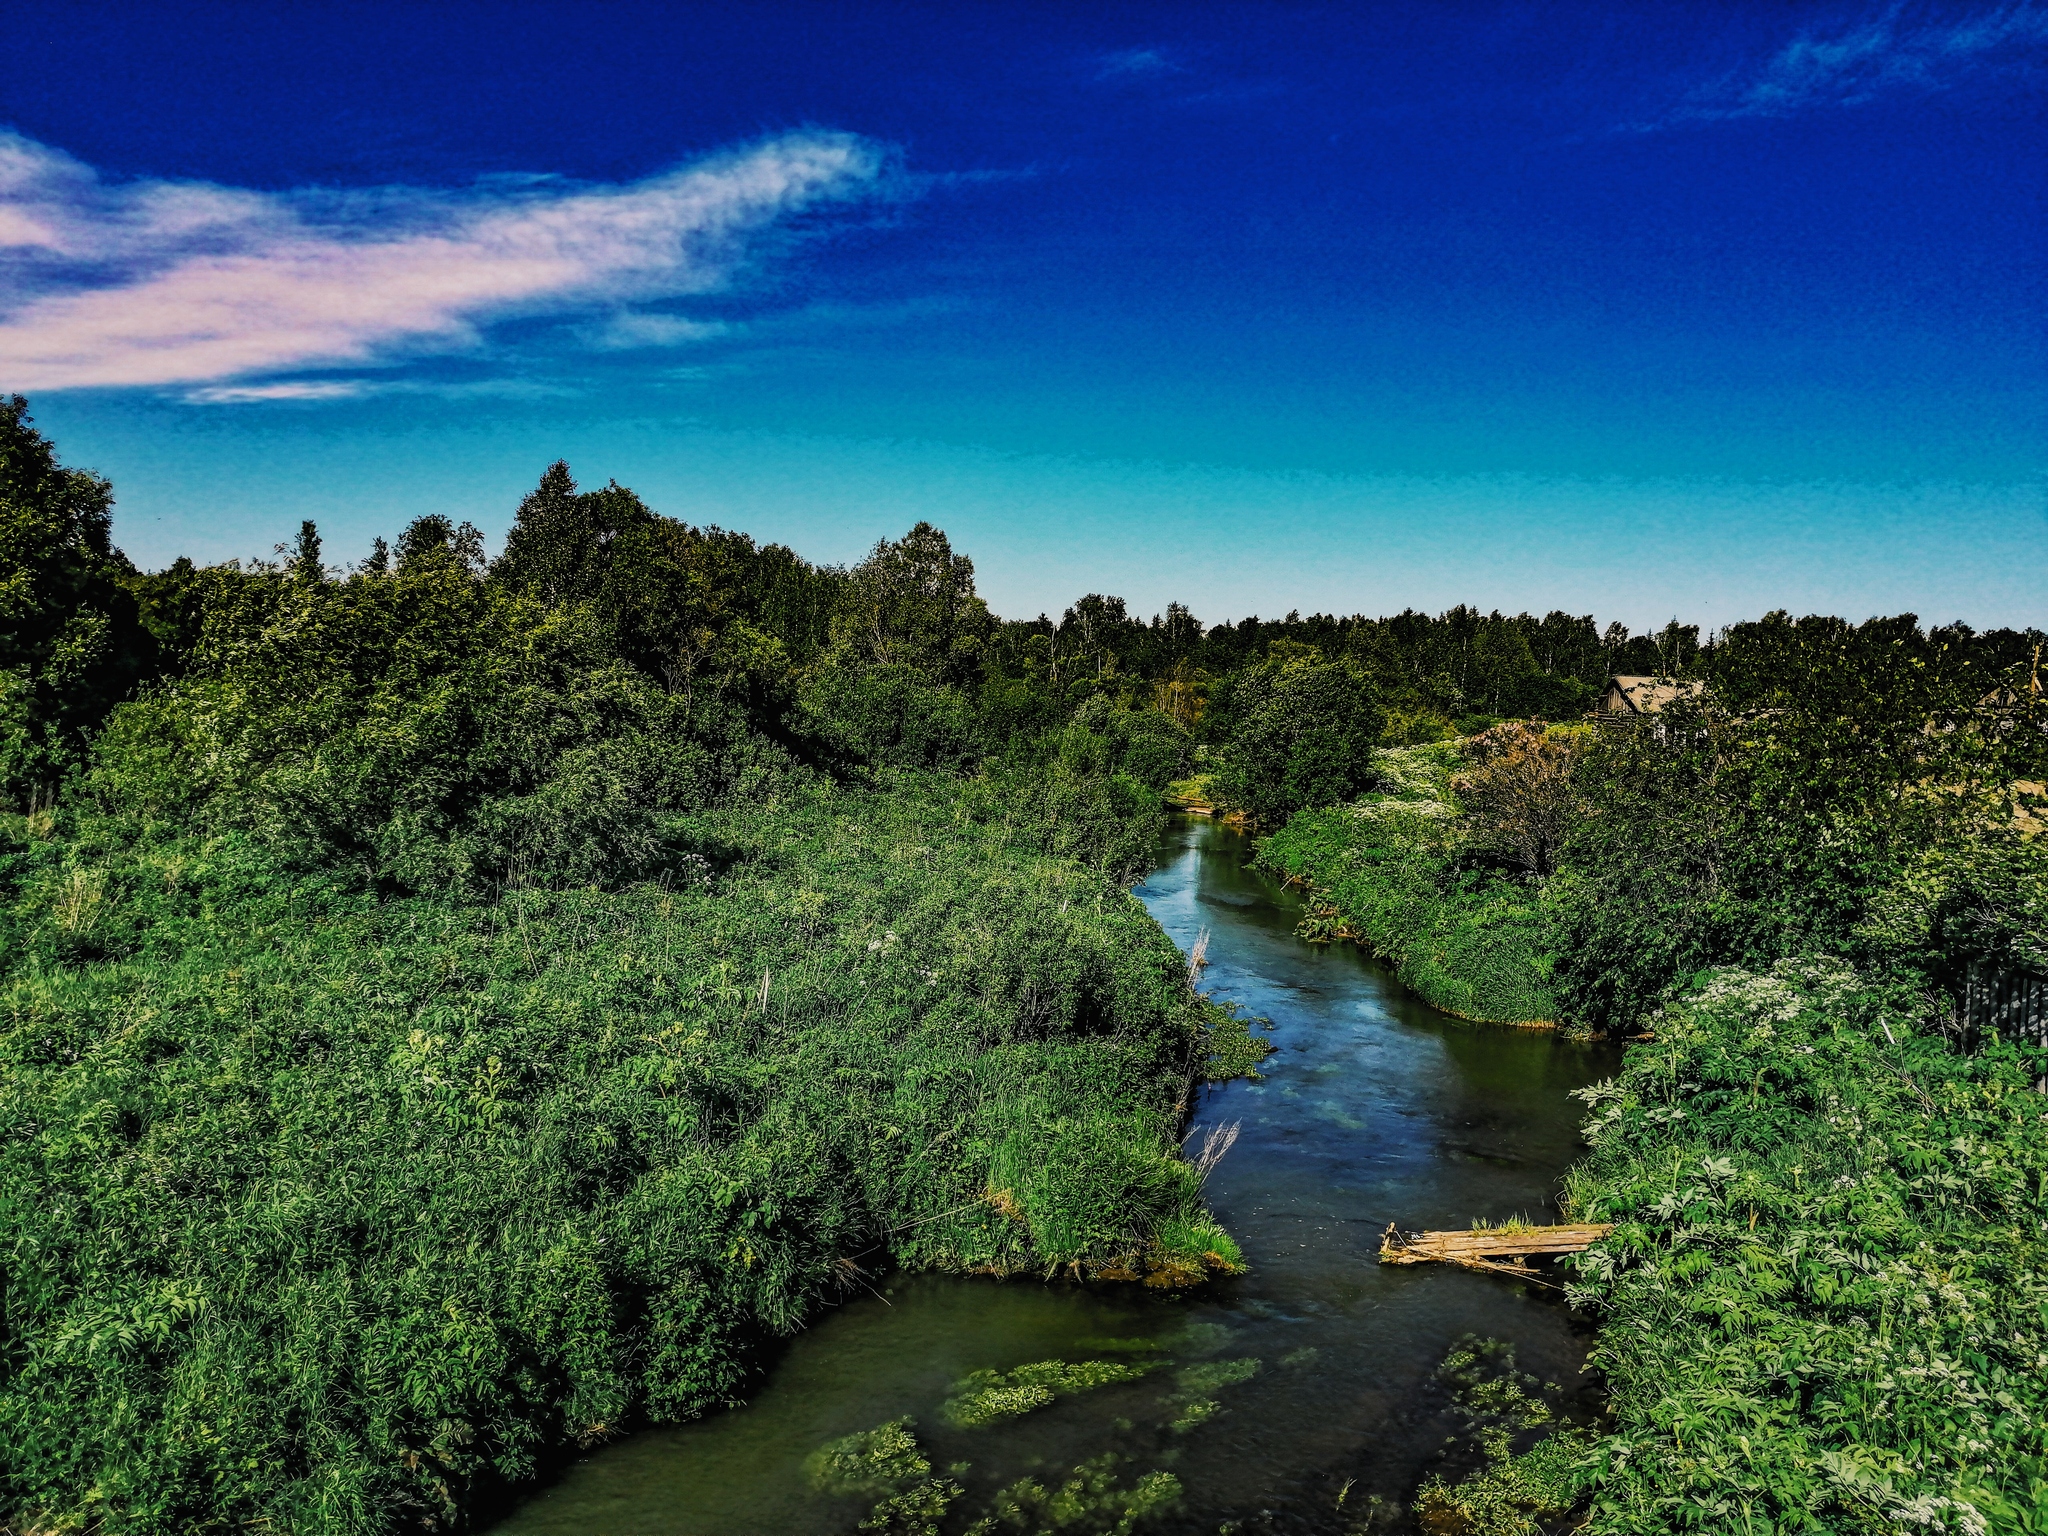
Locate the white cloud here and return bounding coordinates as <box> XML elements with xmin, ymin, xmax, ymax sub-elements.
<box><xmin>1095</xmin><ymin>47</ymin><xmax>1185</xmax><ymax>80</ymax></box>
<box><xmin>1661</xmin><ymin>3</ymin><xmax>2048</xmax><ymax>125</ymax></box>
<box><xmin>588</xmin><ymin>312</ymin><xmax>732</xmax><ymax>349</ymax></box>
<box><xmin>182</xmin><ymin>380</ymin><xmax>371</xmax><ymax>404</ymax></box>
<box><xmin>0</xmin><ymin>129</ymin><xmax>891</xmax><ymax>391</ymax></box>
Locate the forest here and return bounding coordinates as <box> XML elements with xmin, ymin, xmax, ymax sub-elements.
<box><xmin>3</xmin><ymin>390</ymin><xmax>2045</xmax><ymax>1535</ymax></box>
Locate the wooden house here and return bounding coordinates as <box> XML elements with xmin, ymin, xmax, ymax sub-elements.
<box><xmin>1595</xmin><ymin>675</ymin><xmax>1705</xmax><ymax>721</ymax></box>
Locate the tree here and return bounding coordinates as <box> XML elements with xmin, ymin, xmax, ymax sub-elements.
<box><xmin>1215</xmin><ymin>649</ymin><xmax>1384</xmax><ymax>827</ymax></box>
<box><xmin>494</xmin><ymin>462</ymin><xmax>656</xmax><ymax>605</ymax></box>
<box><xmin>395</xmin><ymin>514</ymin><xmax>486</xmax><ymax>576</ymax></box>
<box><xmin>837</xmin><ymin>523</ymin><xmax>992</xmax><ymax>687</ymax></box>
<box><xmin>289</xmin><ymin>520</ymin><xmax>324</xmax><ymax>583</ymax></box>
<box><xmin>1451</xmin><ymin>721</ymin><xmax>1586</xmax><ymax>877</ymax></box>
<box><xmin>0</xmin><ymin>396</ymin><xmax>148</xmax><ymax>802</ymax></box>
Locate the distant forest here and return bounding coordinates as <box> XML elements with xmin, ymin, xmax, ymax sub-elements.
<box><xmin>6</xmin><ymin>393</ymin><xmax>2039</xmax><ymax>821</ymax></box>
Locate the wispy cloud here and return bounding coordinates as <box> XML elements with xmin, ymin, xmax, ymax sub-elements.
<box><xmin>1095</xmin><ymin>47</ymin><xmax>1186</xmax><ymax>81</ymax></box>
<box><xmin>587</xmin><ymin>312</ymin><xmax>732</xmax><ymax>350</ymax></box>
<box><xmin>181</xmin><ymin>380</ymin><xmax>372</xmax><ymax>404</ymax></box>
<box><xmin>0</xmin><ymin>129</ymin><xmax>893</xmax><ymax>392</ymax></box>
<box><xmin>176</xmin><ymin>376</ymin><xmax>576</xmax><ymax>406</ymax></box>
<box><xmin>1087</xmin><ymin>45</ymin><xmax>1285</xmax><ymax>109</ymax></box>
<box><xmin>1653</xmin><ymin>3</ymin><xmax>2048</xmax><ymax>127</ymax></box>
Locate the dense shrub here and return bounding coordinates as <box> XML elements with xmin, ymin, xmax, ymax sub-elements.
<box><xmin>1209</xmin><ymin>649</ymin><xmax>1384</xmax><ymax>828</ymax></box>
<box><xmin>0</xmin><ymin>397</ymin><xmax>152</xmax><ymax>799</ymax></box>
<box><xmin>1560</xmin><ymin>961</ymin><xmax>2048</xmax><ymax>1533</ymax></box>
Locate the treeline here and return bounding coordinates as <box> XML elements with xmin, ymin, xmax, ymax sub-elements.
<box><xmin>31</xmin><ymin>389</ymin><xmax>2042</xmax><ymax>847</ymax></box>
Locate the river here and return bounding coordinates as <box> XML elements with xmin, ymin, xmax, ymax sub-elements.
<box><xmin>488</xmin><ymin>814</ymin><xmax>1621</xmax><ymax>1534</ymax></box>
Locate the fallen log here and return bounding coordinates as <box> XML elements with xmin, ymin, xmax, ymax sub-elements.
<box><xmin>1377</xmin><ymin>1222</ymin><xmax>1611</xmax><ymax>1289</ymax></box>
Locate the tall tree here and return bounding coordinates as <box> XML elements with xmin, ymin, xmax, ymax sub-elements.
<box><xmin>838</xmin><ymin>522</ymin><xmax>992</xmax><ymax>686</ymax></box>
<box><xmin>0</xmin><ymin>396</ymin><xmax>147</xmax><ymax>801</ymax></box>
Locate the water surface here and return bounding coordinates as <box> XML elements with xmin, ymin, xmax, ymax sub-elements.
<box><xmin>490</xmin><ymin>815</ymin><xmax>1620</xmax><ymax>1533</ymax></box>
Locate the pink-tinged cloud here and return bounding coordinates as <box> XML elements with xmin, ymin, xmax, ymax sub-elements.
<box><xmin>0</xmin><ymin>130</ymin><xmax>890</xmax><ymax>391</ymax></box>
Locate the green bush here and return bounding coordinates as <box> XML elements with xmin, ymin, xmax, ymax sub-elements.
<box><xmin>0</xmin><ymin>397</ymin><xmax>154</xmax><ymax>801</ymax></box>
<box><xmin>1560</xmin><ymin>960</ymin><xmax>2048</xmax><ymax>1533</ymax></box>
<box><xmin>1209</xmin><ymin>652</ymin><xmax>1384</xmax><ymax>828</ymax></box>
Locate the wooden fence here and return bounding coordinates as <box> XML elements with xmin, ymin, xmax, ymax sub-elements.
<box><xmin>1962</xmin><ymin>962</ymin><xmax>2048</xmax><ymax>1089</ymax></box>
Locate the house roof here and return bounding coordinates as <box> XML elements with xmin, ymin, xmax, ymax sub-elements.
<box><xmin>1601</xmin><ymin>675</ymin><xmax>1706</xmax><ymax>715</ymax></box>
<box><xmin>1980</xmin><ymin>678</ymin><xmax>2043</xmax><ymax>710</ymax></box>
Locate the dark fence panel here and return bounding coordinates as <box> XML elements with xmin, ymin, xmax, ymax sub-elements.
<box><xmin>1963</xmin><ymin>962</ymin><xmax>2048</xmax><ymax>1089</ymax></box>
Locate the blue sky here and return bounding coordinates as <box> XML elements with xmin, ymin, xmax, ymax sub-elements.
<box><xmin>3</xmin><ymin>1</ymin><xmax>2043</xmax><ymax>630</ymax></box>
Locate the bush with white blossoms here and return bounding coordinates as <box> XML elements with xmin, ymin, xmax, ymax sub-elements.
<box><xmin>1556</xmin><ymin>959</ymin><xmax>2047</xmax><ymax>1534</ymax></box>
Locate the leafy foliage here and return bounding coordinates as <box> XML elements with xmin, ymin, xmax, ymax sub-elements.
<box><xmin>1208</xmin><ymin>647</ymin><xmax>1384</xmax><ymax>827</ymax></box>
<box><xmin>1561</xmin><ymin>961</ymin><xmax>2048</xmax><ymax>1534</ymax></box>
<box><xmin>1451</xmin><ymin>722</ymin><xmax>1589</xmax><ymax>879</ymax></box>
<box><xmin>7</xmin><ymin>401</ymin><xmax>2045</xmax><ymax>1535</ymax></box>
<box><xmin>0</xmin><ymin>397</ymin><xmax>149</xmax><ymax>799</ymax></box>
<box><xmin>1551</xmin><ymin>640</ymin><xmax>2044</xmax><ymax>1036</ymax></box>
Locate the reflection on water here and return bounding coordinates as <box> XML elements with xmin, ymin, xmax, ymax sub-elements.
<box><xmin>488</xmin><ymin>816</ymin><xmax>1620</xmax><ymax>1534</ymax></box>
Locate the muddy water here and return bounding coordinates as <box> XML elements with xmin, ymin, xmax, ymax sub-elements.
<box><xmin>488</xmin><ymin>815</ymin><xmax>1620</xmax><ymax>1534</ymax></box>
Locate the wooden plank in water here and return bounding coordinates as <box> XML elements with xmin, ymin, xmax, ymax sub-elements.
<box><xmin>1378</xmin><ymin>1222</ymin><xmax>1611</xmax><ymax>1268</ymax></box>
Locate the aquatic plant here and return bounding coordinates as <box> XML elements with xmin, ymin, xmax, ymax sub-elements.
<box><xmin>1172</xmin><ymin>1357</ymin><xmax>1261</xmax><ymax>1397</ymax></box>
<box><xmin>804</xmin><ymin>1419</ymin><xmax>1181</xmax><ymax>1536</ymax></box>
<box><xmin>1411</xmin><ymin>1335</ymin><xmax>1588</xmax><ymax>1536</ymax></box>
<box><xmin>806</xmin><ymin>1418</ymin><xmax>964</xmax><ymax>1535</ymax></box>
<box><xmin>807</xmin><ymin>1418</ymin><xmax>939</xmax><ymax>1498</ymax></box>
<box><xmin>969</xmin><ymin>1454</ymin><xmax>1180</xmax><ymax>1535</ymax></box>
<box><xmin>942</xmin><ymin>1359</ymin><xmax>1158</xmax><ymax>1428</ymax></box>
<box><xmin>1157</xmin><ymin>1356</ymin><xmax>1262</xmax><ymax>1434</ymax></box>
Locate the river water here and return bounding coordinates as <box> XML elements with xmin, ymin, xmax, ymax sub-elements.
<box><xmin>489</xmin><ymin>815</ymin><xmax>1621</xmax><ymax>1534</ymax></box>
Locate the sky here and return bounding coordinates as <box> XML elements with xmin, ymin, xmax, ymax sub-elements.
<box><xmin>2</xmin><ymin>0</ymin><xmax>2044</xmax><ymax>632</ymax></box>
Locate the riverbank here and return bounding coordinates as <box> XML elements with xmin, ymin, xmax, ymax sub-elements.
<box><xmin>1254</xmin><ymin>805</ymin><xmax>1558</xmax><ymax>1029</ymax></box>
<box><xmin>486</xmin><ymin>813</ymin><xmax>1620</xmax><ymax>1534</ymax></box>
